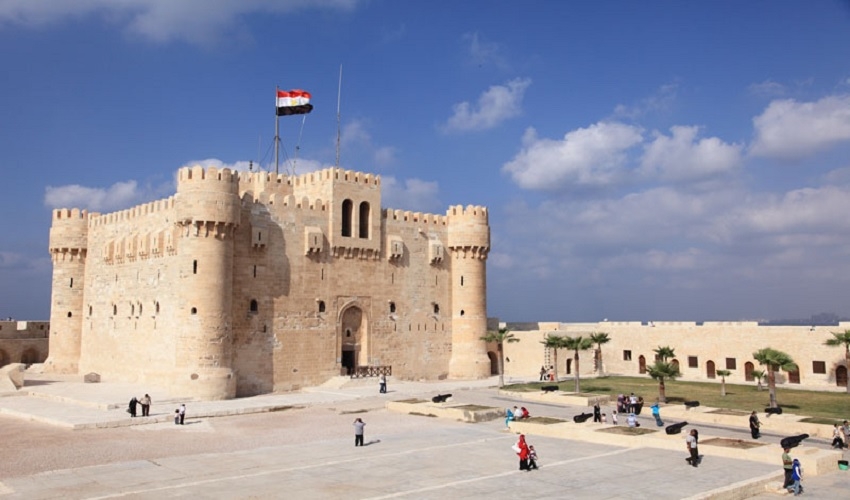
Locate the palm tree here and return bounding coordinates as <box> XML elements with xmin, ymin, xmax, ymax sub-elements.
<box><xmin>716</xmin><ymin>369</ymin><xmax>731</xmax><ymax>396</ymax></box>
<box><xmin>590</xmin><ymin>332</ymin><xmax>611</xmax><ymax>375</ymax></box>
<box><xmin>654</xmin><ymin>345</ymin><xmax>676</xmax><ymax>363</ymax></box>
<box><xmin>563</xmin><ymin>335</ymin><xmax>595</xmax><ymax>393</ymax></box>
<box><xmin>646</xmin><ymin>361</ymin><xmax>681</xmax><ymax>403</ymax></box>
<box><xmin>752</xmin><ymin>347</ymin><xmax>797</xmax><ymax>408</ymax></box>
<box><xmin>480</xmin><ymin>327</ymin><xmax>519</xmax><ymax>387</ymax></box>
<box><xmin>541</xmin><ymin>334</ymin><xmax>566</xmax><ymax>383</ymax></box>
<box><xmin>825</xmin><ymin>330</ymin><xmax>850</xmax><ymax>394</ymax></box>
<box><xmin>750</xmin><ymin>369</ymin><xmax>765</xmax><ymax>391</ymax></box>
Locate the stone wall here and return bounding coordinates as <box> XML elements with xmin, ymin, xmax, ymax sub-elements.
<box><xmin>0</xmin><ymin>321</ymin><xmax>49</xmax><ymax>367</ymax></box>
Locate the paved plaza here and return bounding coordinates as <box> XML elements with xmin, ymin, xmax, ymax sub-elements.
<box><xmin>0</xmin><ymin>374</ymin><xmax>848</xmax><ymax>499</ymax></box>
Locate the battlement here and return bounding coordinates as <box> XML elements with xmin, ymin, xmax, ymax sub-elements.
<box><xmin>384</xmin><ymin>209</ymin><xmax>448</xmax><ymax>227</ymax></box>
<box><xmin>177</xmin><ymin>166</ymin><xmax>240</xmax><ymax>197</ymax></box>
<box><xmin>447</xmin><ymin>204</ymin><xmax>488</xmax><ymax>221</ymax></box>
<box><xmin>89</xmin><ymin>197</ymin><xmax>175</xmax><ymax>227</ymax></box>
<box><xmin>49</xmin><ymin>208</ymin><xmax>90</xmax><ymax>252</ymax></box>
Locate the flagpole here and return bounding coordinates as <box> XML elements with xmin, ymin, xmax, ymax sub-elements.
<box><xmin>336</xmin><ymin>65</ymin><xmax>342</xmax><ymax>168</ymax></box>
<box><xmin>274</xmin><ymin>85</ymin><xmax>280</xmax><ymax>175</ymax></box>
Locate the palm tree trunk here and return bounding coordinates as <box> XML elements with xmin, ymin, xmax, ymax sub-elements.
<box><xmin>768</xmin><ymin>369</ymin><xmax>777</xmax><ymax>408</ymax></box>
<box><xmin>552</xmin><ymin>350</ymin><xmax>559</xmax><ymax>382</ymax></box>
<box><xmin>574</xmin><ymin>352</ymin><xmax>580</xmax><ymax>393</ymax></box>
<box><xmin>498</xmin><ymin>345</ymin><xmax>505</xmax><ymax>387</ymax></box>
<box><xmin>721</xmin><ymin>379</ymin><xmax>726</xmax><ymax>396</ymax></box>
<box><xmin>846</xmin><ymin>346</ymin><xmax>850</xmax><ymax>394</ymax></box>
<box><xmin>658</xmin><ymin>377</ymin><xmax>666</xmax><ymax>403</ymax></box>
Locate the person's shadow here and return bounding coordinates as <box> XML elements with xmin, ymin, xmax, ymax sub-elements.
<box><xmin>363</xmin><ymin>439</ymin><xmax>381</xmax><ymax>446</ymax></box>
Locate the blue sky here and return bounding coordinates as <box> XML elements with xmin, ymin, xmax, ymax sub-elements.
<box><xmin>3</xmin><ymin>0</ymin><xmax>850</xmax><ymax>323</ymax></box>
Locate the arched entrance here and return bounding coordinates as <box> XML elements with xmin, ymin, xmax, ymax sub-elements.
<box><xmin>671</xmin><ymin>359</ymin><xmax>680</xmax><ymax>371</ymax></box>
<box><xmin>706</xmin><ymin>360</ymin><xmax>716</xmax><ymax>379</ymax></box>
<box><xmin>339</xmin><ymin>305</ymin><xmax>368</xmax><ymax>376</ymax></box>
<box><xmin>487</xmin><ymin>351</ymin><xmax>498</xmax><ymax>375</ymax></box>
<box><xmin>20</xmin><ymin>348</ymin><xmax>39</xmax><ymax>365</ymax></box>
<box><xmin>744</xmin><ymin>361</ymin><xmax>754</xmax><ymax>381</ymax></box>
<box><xmin>638</xmin><ymin>355</ymin><xmax>646</xmax><ymax>374</ymax></box>
<box><xmin>836</xmin><ymin>365</ymin><xmax>848</xmax><ymax>388</ymax></box>
<box><xmin>565</xmin><ymin>358</ymin><xmax>572</xmax><ymax>375</ymax></box>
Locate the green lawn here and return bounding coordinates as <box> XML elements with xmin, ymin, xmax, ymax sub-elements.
<box><xmin>505</xmin><ymin>376</ymin><xmax>849</xmax><ymax>421</ymax></box>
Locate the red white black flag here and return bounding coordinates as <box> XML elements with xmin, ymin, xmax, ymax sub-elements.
<box><xmin>276</xmin><ymin>89</ymin><xmax>313</xmax><ymax>116</ymax></box>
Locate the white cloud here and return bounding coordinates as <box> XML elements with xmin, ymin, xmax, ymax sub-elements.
<box><xmin>613</xmin><ymin>83</ymin><xmax>678</xmax><ymax>120</ymax></box>
<box><xmin>748</xmin><ymin>80</ymin><xmax>786</xmax><ymax>97</ymax></box>
<box><xmin>44</xmin><ymin>180</ymin><xmax>145</xmax><ymax>212</ymax></box>
<box><xmin>441</xmin><ymin>78</ymin><xmax>531</xmax><ymax>132</ymax></box>
<box><xmin>339</xmin><ymin>119</ymin><xmax>396</xmax><ymax>168</ymax></box>
<box><xmin>750</xmin><ymin>94</ymin><xmax>850</xmax><ymax>160</ymax></box>
<box><xmin>462</xmin><ymin>32</ymin><xmax>509</xmax><ymax>70</ymax></box>
<box><xmin>502</xmin><ymin>122</ymin><xmax>643</xmax><ymax>190</ymax></box>
<box><xmin>640</xmin><ymin>126</ymin><xmax>743</xmax><ymax>181</ymax></box>
<box><xmin>381</xmin><ymin>176</ymin><xmax>441</xmax><ymax>213</ymax></box>
<box><xmin>0</xmin><ymin>0</ymin><xmax>359</xmax><ymax>46</ymax></box>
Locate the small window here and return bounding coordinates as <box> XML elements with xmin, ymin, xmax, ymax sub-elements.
<box><xmin>191</xmin><ymin>307</ymin><xmax>197</xmax><ymax>315</ymax></box>
<box><xmin>113</xmin><ymin>305</ymin><xmax>117</xmax><ymax>316</ymax></box>
<box><xmin>389</xmin><ymin>302</ymin><xmax>396</xmax><ymax>313</ymax></box>
<box><xmin>726</xmin><ymin>357</ymin><xmax>737</xmax><ymax>370</ymax></box>
<box><xmin>318</xmin><ymin>301</ymin><xmax>326</xmax><ymax>313</ymax></box>
<box><xmin>250</xmin><ymin>300</ymin><xmax>258</xmax><ymax>313</ymax></box>
<box><xmin>88</xmin><ymin>305</ymin><xmax>93</xmax><ymax>316</ymax></box>
<box><xmin>67</xmin><ymin>312</ymin><xmax>72</xmax><ymax>318</ymax></box>
<box><xmin>193</xmin><ymin>260</ymin><xmax>198</xmax><ymax>274</ymax></box>
<box><xmin>813</xmin><ymin>361</ymin><xmax>826</xmax><ymax>374</ymax></box>
<box><xmin>155</xmin><ymin>302</ymin><xmax>160</xmax><ymax>315</ymax></box>
<box><xmin>70</xmin><ymin>277</ymin><xmax>73</xmax><ymax>288</ymax></box>
<box><xmin>433</xmin><ymin>304</ymin><xmax>440</xmax><ymax>314</ymax></box>
<box><xmin>623</xmin><ymin>350</ymin><xmax>632</xmax><ymax>361</ymax></box>
<box><xmin>787</xmin><ymin>369</ymin><xmax>800</xmax><ymax>384</ymax></box>
<box><xmin>688</xmin><ymin>356</ymin><xmax>698</xmax><ymax>368</ymax></box>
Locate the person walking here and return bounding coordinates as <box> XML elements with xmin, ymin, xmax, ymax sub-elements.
<box><xmin>651</xmin><ymin>403</ymin><xmax>663</xmax><ymax>427</ymax></box>
<box><xmin>128</xmin><ymin>397</ymin><xmax>138</xmax><ymax>418</ymax></box>
<box><xmin>831</xmin><ymin>424</ymin><xmax>845</xmax><ymax>449</ymax></box>
<box><xmin>842</xmin><ymin>420</ymin><xmax>850</xmax><ymax>447</ymax></box>
<box><xmin>178</xmin><ymin>403</ymin><xmax>186</xmax><ymax>425</ymax></box>
<box><xmin>513</xmin><ymin>434</ymin><xmax>530</xmax><ymax>471</ymax></box>
<box><xmin>789</xmin><ymin>457</ymin><xmax>803</xmax><ymax>495</ymax></box>
<box><xmin>539</xmin><ymin>365</ymin><xmax>546</xmax><ymax>381</ymax></box>
<box><xmin>379</xmin><ymin>374</ymin><xmax>387</xmax><ymax>394</ymax></box>
<box><xmin>140</xmin><ymin>394</ymin><xmax>152</xmax><ymax>417</ymax></box>
<box><xmin>528</xmin><ymin>444</ymin><xmax>539</xmax><ymax>470</ymax></box>
<box><xmin>685</xmin><ymin>429</ymin><xmax>699</xmax><ymax>467</ymax></box>
<box><xmin>593</xmin><ymin>401</ymin><xmax>601</xmax><ymax>423</ymax></box>
<box><xmin>782</xmin><ymin>447</ymin><xmax>793</xmax><ymax>488</ymax></box>
<box><xmin>353</xmin><ymin>418</ymin><xmax>366</xmax><ymax>447</ymax></box>
<box><xmin>749</xmin><ymin>411</ymin><xmax>761</xmax><ymax>439</ymax></box>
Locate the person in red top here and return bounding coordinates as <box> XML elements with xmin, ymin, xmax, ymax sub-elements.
<box><xmin>515</xmin><ymin>434</ymin><xmax>530</xmax><ymax>471</ymax></box>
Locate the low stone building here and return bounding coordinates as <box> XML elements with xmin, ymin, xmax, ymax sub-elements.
<box><xmin>496</xmin><ymin>321</ymin><xmax>850</xmax><ymax>391</ymax></box>
<box><xmin>0</xmin><ymin>320</ymin><xmax>49</xmax><ymax>367</ymax></box>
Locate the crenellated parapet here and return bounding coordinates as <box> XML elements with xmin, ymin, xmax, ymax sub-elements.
<box><xmin>49</xmin><ymin>208</ymin><xmax>90</xmax><ymax>261</ymax></box>
<box><xmin>176</xmin><ymin>165</ymin><xmax>241</xmax><ymax>232</ymax></box>
<box><xmin>446</xmin><ymin>205</ymin><xmax>490</xmax><ymax>260</ymax></box>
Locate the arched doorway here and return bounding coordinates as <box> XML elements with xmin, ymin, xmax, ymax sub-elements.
<box><xmin>638</xmin><ymin>355</ymin><xmax>646</xmax><ymax>374</ymax></box>
<box><xmin>339</xmin><ymin>305</ymin><xmax>368</xmax><ymax>376</ymax></box>
<box><xmin>744</xmin><ymin>361</ymin><xmax>754</xmax><ymax>381</ymax></box>
<box><xmin>706</xmin><ymin>360</ymin><xmax>716</xmax><ymax>379</ymax></box>
<box><xmin>20</xmin><ymin>348</ymin><xmax>39</xmax><ymax>365</ymax></box>
<box><xmin>836</xmin><ymin>366</ymin><xmax>848</xmax><ymax>388</ymax></box>
<box><xmin>671</xmin><ymin>359</ymin><xmax>680</xmax><ymax>371</ymax></box>
<box><xmin>488</xmin><ymin>351</ymin><xmax>498</xmax><ymax>375</ymax></box>
<box><xmin>565</xmin><ymin>358</ymin><xmax>572</xmax><ymax>375</ymax></box>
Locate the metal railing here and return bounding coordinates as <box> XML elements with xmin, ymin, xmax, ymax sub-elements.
<box><xmin>350</xmin><ymin>365</ymin><xmax>392</xmax><ymax>378</ymax></box>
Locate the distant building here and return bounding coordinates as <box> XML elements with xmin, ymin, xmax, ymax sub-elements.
<box><xmin>0</xmin><ymin>320</ymin><xmax>49</xmax><ymax>367</ymax></box>
<box><xmin>45</xmin><ymin>166</ymin><xmax>491</xmax><ymax>399</ymax></box>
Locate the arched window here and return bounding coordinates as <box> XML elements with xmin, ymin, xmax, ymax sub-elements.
<box><xmin>318</xmin><ymin>300</ymin><xmax>326</xmax><ymax>313</ymax></box>
<box><xmin>193</xmin><ymin>260</ymin><xmax>198</xmax><ymax>274</ymax></box>
<box><xmin>359</xmin><ymin>201</ymin><xmax>370</xmax><ymax>238</ymax></box>
<box><xmin>191</xmin><ymin>307</ymin><xmax>198</xmax><ymax>315</ymax></box>
<box><xmin>433</xmin><ymin>303</ymin><xmax>440</xmax><ymax>314</ymax></box>
<box><xmin>341</xmin><ymin>199</ymin><xmax>353</xmax><ymax>237</ymax></box>
<box><xmin>389</xmin><ymin>302</ymin><xmax>396</xmax><ymax>313</ymax></box>
<box><xmin>113</xmin><ymin>304</ymin><xmax>117</xmax><ymax>316</ymax></box>
<box><xmin>250</xmin><ymin>299</ymin><xmax>258</xmax><ymax>313</ymax></box>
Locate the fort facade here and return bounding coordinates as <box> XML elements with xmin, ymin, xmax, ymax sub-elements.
<box><xmin>495</xmin><ymin>321</ymin><xmax>850</xmax><ymax>391</ymax></box>
<box><xmin>45</xmin><ymin>166</ymin><xmax>491</xmax><ymax>399</ymax></box>
<box><xmin>0</xmin><ymin>320</ymin><xmax>49</xmax><ymax>367</ymax></box>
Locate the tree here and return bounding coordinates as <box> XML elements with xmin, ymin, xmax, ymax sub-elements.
<box><xmin>646</xmin><ymin>361</ymin><xmax>681</xmax><ymax>403</ymax></box>
<box><xmin>562</xmin><ymin>336</ymin><xmax>594</xmax><ymax>393</ymax></box>
<box><xmin>654</xmin><ymin>345</ymin><xmax>676</xmax><ymax>363</ymax></box>
<box><xmin>541</xmin><ymin>334</ymin><xmax>566</xmax><ymax>383</ymax></box>
<box><xmin>716</xmin><ymin>369</ymin><xmax>731</xmax><ymax>396</ymax></box>
<box><xmin>752</xmin><ymin>347</ymin><xmax>797</xmax><ymax>408</ymax></box>
<box><xmin>825</xmin><ymin>330</ymin><xmax>850</xmax><ymax>394</ymax></box>
<box><xmin>590</xmin><ymin>332</ymin><xmax>611</xmax><ymax>375</ymax></box>
<box><xmin>750</xmin><ymin>369</ymin><xmax>765</xmax><ymax>391</ymax></box>
<box><xmin>480</xmin><ymin>327</ymin><xmax>519</xmax><ymax>387</ymax></box>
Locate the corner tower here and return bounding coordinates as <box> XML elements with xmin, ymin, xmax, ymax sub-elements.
<box><xmin>44</xmin><ymin>208</ymin><xmax>89</xmax><ymax>374</ymax></box>
<box><xmin>174</xmin><ymin>166</ymin><xmax>241</xmax><ymax>399</ymax></box>
<box><xmin>447</xmin><ymin>204</ymin><xmax>491</xmax><ymax>379</ymax></box>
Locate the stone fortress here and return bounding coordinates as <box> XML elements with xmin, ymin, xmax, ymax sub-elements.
<box><xmin>44</xmin><ymin>165</ymin><xmax>491</xmax><ymax>399</ymax></box>
<box><xmin>0</xmin><ymin>320</ymin><xmax>49</xmax><ymax>367</ymax></box>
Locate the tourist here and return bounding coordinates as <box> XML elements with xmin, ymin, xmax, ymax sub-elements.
<box><xmin>519</xmin><ymin>406</ymin><xmax>530</xmax><ymax>419</ymax></box>
<box><xmin>528</xmin><ymin>444</ymin><xmax>539</xmax><ymax>470</ymax></box>
<box><xmin>627</xmin><ymin>413</ymin><xmax>638</xmax><ymax>428</ymax></box>
<box><xmin>513</xmin><ymin>434</ymin><xmax>530</xmax><ymax>471</ymax></box>
<box><xmin>611</xmin><ymin>410</ymin><xmax>618</xmax><ymax>425</ymax></box>
<box><xmin>548</xmin><ymin>366</ymin><xmax>555</xmax><ymax>382</ymax></box>
<box><xmin>782</xmin><ymin>447</ymin><xmax>793</xmax><ymax>488</ymax></box>
<box><xmin>842</xmin><ymin>420</ymin><xmax>850</xmax><ymax>447</ymax></box>
<box><xmin>179</xmin><ymin>403</ymin><xmax>186</xmax><ymax>425</ymax></box>
<box><xmin>593</xmin><ymin>401</ymin><xmax>601</xmax><ymax>423</ymax></box>
<box><xmin>616</xmin><ymin>393</ymin><xmax>625</xmax><ymax>413</ymax></box>
<box><xmin>651</xmin><ymin>402</ymin><xmax>663</xmax><ymax>426</ymax></box>
<box><xmin>685</xmin><ymin>428</ymin><xmax>699</xmax><ymax>467</ymax></box>
<box><xmin>140</xmin><ymin>394</ymin><xmax>152</xmax><ymax>417</ymax></box>
<box><xmin>353</xmin><ymin>418</ymin><xmax>366</xmax><ymax>447</ymax></box>
<box><xmin>505</xmin><ymin>407</ymin><xmax>514</xmax><ymax>429</ymax></box>
<box><xmin>379</xmin><ymin>374</ymin><xmax>387</xmax><ymax>394</ymax></box>
<box><xmin>601</xmin><ymin>412</ymin><xmax>607</xmax><ymax>424</ymax></box>
<box><xmin>831</xmin><ymin>424</ymin><xmax>845</xmax><ymax>449</ymax></box>
<box><xmin>174</xmin><ymin>409</ymin><xmax>180</xmax><ymax>425</ymax></box>
<box><xmin>749</xmin><ymin>411</ymin><xmax>761</xmax><ymax>439</ymax></box>
<box><xmin>127</xmin><ymin>396</ymin><xmax>138</xmax><ymax>418</ymax></box>
<box><xmin>789</xmin><ymin>457</ymin><xmax>803</xmax><ymax>495</ymax></box>
<box><xmin>539</xmin><ymin>365</ymin><xmax>547</xmax><ymax>381</ymax></box>
<box><xmin>629</xmin><ymin>393</ymin><xmax>638</xmax><ymax>413</ymax></box>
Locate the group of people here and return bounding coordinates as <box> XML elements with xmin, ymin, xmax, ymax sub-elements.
<box><xmin>127</xmin><ymin>394</ymin><xmax>152</xmax><ymax>417</ymax></box>
<box><xmin>616</xmin><ymin>393</ymin><xmax>643</xmax><ymax>414</ymax></box>
<box><xmin>512</xmin><ymin>434</ymin><xmax>539</xmax><ymax>471</ymax></box>
<box><xmin>505</xmin><ymin>406</ymin><xmax>530</xmax><ymax>428</ymax></box>
<box><xmin>831</xmin><ymin>420</ymin><xmax>850</xmax><ymax>449</ymax></box>
<box><xmin>538</xmin><ymin>365</ymin><xmax>555</xmax><ymax>382</ymax></box>
<box><xmin>782</xmin><ymin>447</ymin><xmax>804</xmax><ymax>495</ymax></box>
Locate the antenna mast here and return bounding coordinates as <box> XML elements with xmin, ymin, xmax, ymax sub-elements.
<box><xmin>336</xmin><ymin>65</ymin><xmax>342</xmax><ymax>168</ymax></box>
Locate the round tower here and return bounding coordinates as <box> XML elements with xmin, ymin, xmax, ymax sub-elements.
<box><xmin>173</xmin><ymin>165</ymin><xmax>241</xmax><ymax>399</ymax></box>
<box><xmin>446</xmin><ymin>204</ymin><xmax>491</xmax><ymax>379</ymax></box>
<box><xmin>44</xmin><ymin>208</ymin><xmax>89</xmax><ymax>374</ymax></box>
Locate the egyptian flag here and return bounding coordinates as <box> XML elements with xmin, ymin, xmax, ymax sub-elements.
<box><xmin>276</xmin><ymin>89</ymin><xmax>313</xmax><ymax>116</ymax></box>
